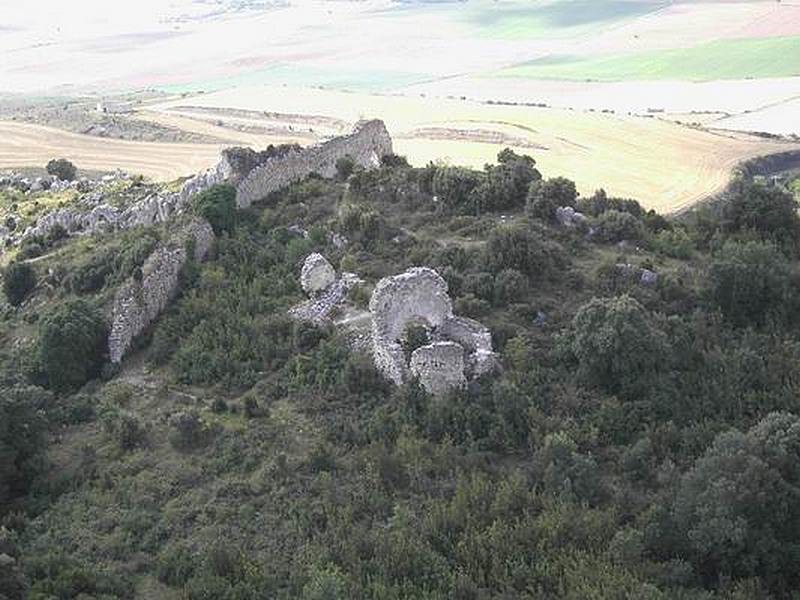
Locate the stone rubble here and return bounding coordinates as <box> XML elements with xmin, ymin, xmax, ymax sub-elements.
<box><xmin>300</xmin><ymin>253</ymin><xmax>337</xmax><ymax>296</ymax></box>
<box><xmin>290</xmin><ymin>253</ymin><xmax>363</xmax><ymax>325</ymax></box>
<box><xmin>555</xmin><ymin>205</ymin><xmax>588</xmax><ymax>227</ymax></box>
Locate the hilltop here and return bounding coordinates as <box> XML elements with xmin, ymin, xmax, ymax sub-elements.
<box><xmin>2</xmin><ymin>124</ymin><xmax>800</xmax><ymax>598</ymax></box>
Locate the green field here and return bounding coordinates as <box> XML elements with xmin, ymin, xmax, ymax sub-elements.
<box><xmin>160</xmin><ymin>63</ymin><xmax>430</xmax><ymax>94</ymax></box>
<box><xmin>458</xmin><ymin>0</ymin><xmax>667</xmax><ymax>40</ymax></box>
<box><xmin>495</xmin><ymin>35</ymin><xmax>800</xmax><ymax>81</ymax></box>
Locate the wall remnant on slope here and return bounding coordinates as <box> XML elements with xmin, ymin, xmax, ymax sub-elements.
<box><xmin>410</xmin><ymin>342</ymin><xmax>467</xmax><ymax>397</ymax></box>
<box><xmin>14</xmin><ymin>121</ymin><xmax>392</xmax><ymax>246</ymax></box>
<box><xmin>369</xmin><ymin>267</ymin><xmax>497</xmax><ymax>395</ymax></box>
<box><xmin>108</xmin><ymin>218</ymin><xmax>214</xmax><ymax>364</ymax></box>
<box><xmin>236</xmin><ymin>120</ymin><xmax>393</xmax><ymax>208</ymax></box>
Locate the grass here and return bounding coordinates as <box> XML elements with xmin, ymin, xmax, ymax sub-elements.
<box><xmin>495</xmin><ymin>35</ymin><xmax>800</xmax><ymax>81</ymax></box>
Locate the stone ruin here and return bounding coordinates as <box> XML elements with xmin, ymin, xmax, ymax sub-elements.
<box><xmin>7</xmin><ymin>120</ymin><xmax>392</xmax><ymax>248</ymax></box>
<box><xmin>13</xmin><ymin>121</ymin><xmax>393</xmax><ymax>363</ymax></box>
<box><xmin>236</xmin><ymin>120</ymin><xmax>393</xmax><ymax>208</ymax></box>
<box><xmin>108</xmin><ymin>218</ymin><xmax>215</xmax><ymax>363</ymax></box>
<box><xmin>290</xmin><ymin>253</ymin><xmax>363</xmax><ymax>326</ymax></box>
<box><xmin>369</xmin><ymin>267</ymin><xmax>496</xmax><ymax>395</ymax></box>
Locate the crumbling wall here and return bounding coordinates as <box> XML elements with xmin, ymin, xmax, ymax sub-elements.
<box><xmin>410</xmin><ymin>342</ymin><xmax>466</xmax><ymax>396</ymax></box>
<box><xmin>369</xmin><ymin>267</ymin><xmax>454</xmax><ymax>386</ymax></box>
<box><xmin>438</xmin><ymin>316</ymin><xmax>496</xmax><ymax>378</ymax></box>
<box><xmin>236</xmin><ymin>120</ymin><xmax>393</xmax><ymax>208</ymax></box>
<box><xmin>108</xmin><ymin>218</ymin><xmax>214</xmax><ymax>363</ymax></box>
<box><xmin>369</xmin><ymin>267</ymin><xmax>497</xmax><ymax>394</ymax></box>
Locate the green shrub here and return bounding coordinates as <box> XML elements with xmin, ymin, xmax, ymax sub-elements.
<box><xmin>0</xmin><ymin>385</ymin><xmax>51</xmax><ymax>506</ymax></box>
<box><xmin>527</xmin><ymin>176</ymin><xmax>578</xmax><ymax>221</ymax></box>
<box><xmin>37</xmin><ymin>300</ymin><xmax>107</xmax><ymax>393</ymax></box>
<box><xmin>431</xmin><ymin>167</ymin><xmax>483</xmax><ymax>213</ymax></box>
<box><xmin>707</xmin><ymin>240</ymin><xmax>792</xmax><ymax>327</ymax></box>
<box><xmin>45</xmin><ymin>158</ymin><xmax>77</xmax><ymax>181</ymax></box>
<box><xmin>486</xmin><ymin>224</ymin><xmax>566</xmax><ymax>279</ymax></box>
<box><xmin>2</xmin><ymin>262</ymin><xmax>36</xmax><ymax>306</ymax></box>
<box><xmin>193</xmin><ymin>183</ymin><xmax>237</xmax><ymax>235</ymax></box>
<box><xmin>335</xmin><ymin>155</ymin><xmax>356</xmax><ymax>180</ymax></box>
<box><xmin>593</xmin><ymin>209</ymin><xmax>645</xmax><ymax>243</ymax></box>
<box><xmin>493</xmin><ymin>268</ymin><xmax>529</xmax><ymax>305</ymax></box>
<box><xmin>568</xmin><ymin>295</ymin><xmax>667</xmax><ymax>397</ymax></box>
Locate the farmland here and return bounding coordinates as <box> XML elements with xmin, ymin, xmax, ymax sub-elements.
<box><xmin>495</xmin><ymin>35</ymin><xmax>800</xmax><ymax>82</ymax></box>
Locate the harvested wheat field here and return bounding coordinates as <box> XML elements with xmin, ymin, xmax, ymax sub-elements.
<box><xmin>0</xmin><ymin>121</ymin><xmax>225</xmax><ymax>181</ymax></box>
<box><xmin>149</xmin><ymin>85</ymin><xmax>800</xmax><ymax>212</ymax></box>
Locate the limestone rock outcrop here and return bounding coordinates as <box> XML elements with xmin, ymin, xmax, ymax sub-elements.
<box><xmin>369</xmin><ymin>267</ymin><xmax>497</xmax><ymax>395</ymax></box>
<box><xmin>108</xmin><ymin>218</ymin><xmax>215</xmax><ymax>363</ymax></box>
<box><xmin>300</xmin><ymin>253</ymin><xmax>337</xmax><ymax>296</ymax></box>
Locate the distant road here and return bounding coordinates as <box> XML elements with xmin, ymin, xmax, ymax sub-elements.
<box><xmin>0</xmin><ymin>121</ymin><xmax>224</xmax><ymax>181</ymax></box>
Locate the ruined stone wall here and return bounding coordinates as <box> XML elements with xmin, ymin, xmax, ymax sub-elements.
<box><xmin>410</xmin><ymin>342</ymin><xmax>467</xmax><ymax>396</ymax></box>
<box><xmin>236</xmin><ymin>120</ymin><xmax>393</xmax><ymax>208</ymax></box>
<box><xmin>108</xmin><ymin>218</ymin><xmax>214</xmax><ymax>363</ymax></box>
<box><xmin>438</xmin><ymin>316</ymin><xmax>496</xmax><ymax>378</ymax></box>
<box><xmin>369</xmin><ymin>267</ymin><xmax>454</xmax><ymax>385</ymax></box>
<box><xmin>369</xmin><ymin>267</ymin><xmax>498</xmax><ymax>393</ymax></box>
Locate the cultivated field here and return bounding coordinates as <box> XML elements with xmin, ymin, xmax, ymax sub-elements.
<box><xmin>143</xmin><ymin>85</ymin><xmax>800</xmax><ymax>212</ymax></box>
<box><xmin>0</xmin><ymin>121</ymin><xmax>223</xmax><ymax>181</ymax></box>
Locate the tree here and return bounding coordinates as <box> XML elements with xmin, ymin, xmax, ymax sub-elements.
<box><xmin>721</xmin><ymin>182</ymin><xmax>800</xmax><ymax>252</ymax></box>
<box><xmin>193</xmin><ymin>184</ymin><xmax>237</xmax><ymax>236</ymax></box>
<box><xmin>38</xmin><ymin>300</ymin><xmax>108</xmax><ymax>393</ymax></box>
<box><xmin>0</xmin><ymin>385</ymin><xmax>51</xmax><ymax>508</ymax></box>
<box><xmin>431</xmin><ymin>167</ymin><xmax>483</xmax><ymax>213</ymax></box>
<box><xmin>472</xmin><ymin>149</ymin><xmax>541</xmax><ymax>212</ymax></box>
<box><xmin>569</xmin><ymin>295</ymin><xmax>667</xmax><ymax>397</ymax></box>
<box><xmin>2</xmin><ymin>262</ymin><xmax>36</xmax><ymax>307</ymax></box>
<box><xmin>707</xmin><ymin>241</ymin><xmax>791</xmax><ymax>327</ymax></box>
<box><xmin>593</xmin><ymin>209</ymin><xmax>645</xmax><ymax>243</ymax></box>
<box><xmin>672</xmin><ymin>412</ymin><xmax>800</xmax><ymax>589</ymax></box>
<box><xmin>486</xmin><ymin>224</ymin><xmax>565</xmax><ymax>279</ymax></box>
<box><xmin>45</xmin><ymin>158</ymin><xmax>77</xmax><ymax>181</ymax></box>
<box><xmin>527</xmin><ymin>176</ymin><xmax>578</xmax><ymax>221</ymax></box>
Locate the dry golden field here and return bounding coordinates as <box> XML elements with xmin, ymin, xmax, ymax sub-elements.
<box><xmin>148</xmin><ymin>86</ymin><xmax>800</xmax><ymax>213</ymax></box>
<box><xmin>1</xmin><ymin>85</ymin><xmax>797</xmax><ymax>214</ymax></box>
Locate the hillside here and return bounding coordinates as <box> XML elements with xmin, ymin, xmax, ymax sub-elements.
<box><xmin>2</xmin><ymin>137</ymin><xmax>800</xmax><ymax>599</ymax></box>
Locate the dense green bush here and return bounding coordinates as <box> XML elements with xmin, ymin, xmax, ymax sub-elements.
<box><xmin>37</xmin><ymin>300</ymin><xmax>107</xmax><ymax>393</ymax></box>
<box><xmin>45</xmin><ymin>158</ymin><xmax>77</xmax><ymax>181</ymax></box>
<box><xmin>472</xmin><ymin>149</ymin><xmax>541</xmax><ymax>212</ymax></box>
<box><xmin>431</xmin><ymin>166</ymin><xmax>483</xmax><ymax>213</ymax></box>
<box><xmin>527</xmin><ymin>176</ymin><xmax>578</xmax><ymax>221</ymax></box>
<box><xmin>568</xmin><ymin>295</ymin><xmax>667</xmax><ymax>397</ymax></box>
<box><xmin>707</xmin><ymin>241</ymin><xmax>792</xmax><ymax>327</ymax></box>
<box><xmin>486</xmin><ymin>223</ymin><xmax>566</xmax><ymax>279</ymax></box>
<box><xmin>0</xmin><ymin>385</ymin><xmax>51</xmax><ymax>508</ymax></box>
<box><xmin>721</xmin><ymin>182</ymin><xmax>800</xmax><ymax>252</ymax></box>
<box><xmin>335</xmin><ymin>155</ymin><xmax>356</xmax><ymax>180</ymax></box>
<box><xmin>593</xmin><ymin>209</ymin><xmax>645</xmax><ymax>243</ymax></box>
<box><xmin>2</xmin><ymin>262</ymin><xmax>36</xmax><ymax>306</ymax></box>
<box><xmin>193</xmin><ymin>183</ymin><xmax>237</xmax><ymax>235</ymax></box>
<box><xmin>669</xmin><ymin>412</ymin><xmax>800</xmax><ymax>588</ymax></box>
